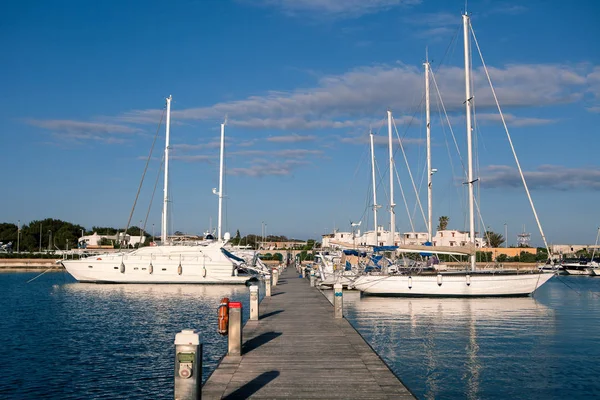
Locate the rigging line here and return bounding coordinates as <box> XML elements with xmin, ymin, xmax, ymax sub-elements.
<box><xmin>431</xmin><ymin>22</ymin><xmax>462</xmax><ymax>76</ymax></box>
<box><xmin>347</xmin><ymin>128</ymin><xmax>375</xmax><ymax>220</ymax></box>
<box><xmin>553</xmin><ymin>274</ymin><xmax>585</xmax><ymax>296</ymax></box>
<box><xmin>590</xmin><ymin>227</ymin><xmax>600</xmax><ymax>261</ymax></box>
<box><xmin>143</xmin><ymin>155</ymin><xmax>165</xmax><ymax>237</ymax></box>
<box><xmin>26</xmin><ymin>266</ymin><xmax>56</xmax><ymax>283</ymax></box>
<box><xmin>432</xmin><ymin>73</ymin><xmax>466</xmax><ymax>218</ymax></box>
<box><xmin>393</xmin><ymin>154</ymin><xmax>415</xmax><ymax>233</ymax></box>
<box><xmin>357</xmin><ymin>129</ymin><xmax>376</xmax><ymax>226</ymax></box>
<box><xmin>470</xmin><ymin>22</ymin><xmax>551</xmax><ymax>256</ymax></box>
<box><xmin>430</xmin><ymin>69</ymin><xmax>467</xmax><ymax>175</ymax></box>
<box><xmin>372</xmin><ymin>117</ymin><xmax>391</xmax><ymax>216</ymax></box>
<box><xmin>469</xmin><ymin>44</ymin><xmax>485</xmax><ymax>244</ymax></box>
<box><xmin>413</xmin><ymin>90</ymin><xmax>427</xmax><ymax>229</ymax></box>
<box><xmin>392</xmin><ymin>116</ymin><xmax>427</xmax><ymax>231</ymax></box>
<box><xmin>472</xmin><ymin>194</ymin><xmax>490</xmax><ymax>247</ymax></box>
<box><xmin>124</xmin><ymin>105</ymin><xmax>166</xmax><ymax>239</ymax></box>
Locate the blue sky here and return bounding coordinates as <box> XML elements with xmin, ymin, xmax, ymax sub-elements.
<box><xmin>1</xmin><ymin>0</ymin><xmax>599</xmax><ymax>246</ymax></box>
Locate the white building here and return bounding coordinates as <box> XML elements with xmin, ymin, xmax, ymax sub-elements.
<box><xmin>79</xmin><ymin>232</ymin><xmax>146</xmax><ymax>248</ymax></box>
<box><xmin>431</xmin><ymin>230</ymin><xmax>486</xmax><ymax>248</ymax></box>
<box><xmin>322</xmin><ymin>228</ymin><xmax>485</xmax><ymax>249</ymax></box>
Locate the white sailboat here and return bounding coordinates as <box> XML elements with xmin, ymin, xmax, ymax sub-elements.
<box><xmin>351</xmin><ymin>13</ymin><xmax>555</xmax><ymax>296</ymax></box>
<box><xmin>62</xmin><ymin>96</ymin><xmax>257</xmax><ymax>284</ymax></box>
<box><xmin>317</xmin><ymin>129</ymin><xmax>381</xmax><ymax>288</ymax></box>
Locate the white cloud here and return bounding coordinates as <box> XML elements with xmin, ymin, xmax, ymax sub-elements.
<box><xmin>229</xmin><ymin>158</ymin><xmax>309</xmax><ymax>177</ymax></box>
<box><xmin>170</xmin><ymin>154</ymin><xmax>214</xmax><ymax>163</ymax></box>
<box><xmin>27</xmin><ymin>119</ymin><xmax>142</xmax><ymax>144</ymax></box>
<box><xmin>485</xmin><ymin>4</ymin><xmax>527</xmax><ymax>16</ymax></box>
<box><xmin>119</xmin><ymin>63</ymin><xmax>593</xmax><ymax>133</ymax></box>
<box><xmin>29</xmin><ymin>63</ymin><xmax>598</xmax><ymax>145</ymax></box>
<box><xmin>172</xmin><ymin>142</ymin><xmax>221</xmax><ymax>151</ymax></box>
<box><xmin>404</xmin><ymin>12</ymin><xmax>459</xmax><ymax>39</ymax></box>
<box><xmin>248</xmin><ymin>0</ymin><xmax>421</xmax><ymax>18</ymax></box>
<box><xmin>229</xmin><ymin>117</ymin><xmax>363</xmax><ymax>130</ymax></box>
<box><xmin>480</xmin><ymin>165</ymin><xmax>600</xmax><ymax>191</ymax></box>
<box><xmin>230</xmin><ymin>149</ymin><xmax>322</xmax><ymax>158</ymax></box>
<box><xmin>587</xmin><ymin>106</ymin><xmax>600</xmax><ymax>113</ymax></box>
<box><xmin>586</xmin><ymin>66</ymin><xmax>600</xmax><ymax>112</ymax></box>
<box><xmin>474</xmin><ymin>113</ymin><xmax>556</xmax><ymax>127</ymax></box>
<box><xmin>267</xmin><ymin>134</ymin><xmax>316</xmax><ymax>143</ymax></box>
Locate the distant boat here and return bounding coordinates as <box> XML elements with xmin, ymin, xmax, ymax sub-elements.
<box><xmin>560</xmin><ymin>258</ymin><xmax>600</xmax><ymax>275</ymax></box>
<box><xmin>561</xmin><ymin>227</ymin><xmax>600</xmax><ymax>275</ymax></box>
<box><xmin>351</xmin><ymin>13</ymin><xmax>554</xmax><ymax>297</ymax></box>
<box><xmin>62</xmin><ymin>96</ymin><xmax>260</xmax><ymax>284</ymax></box>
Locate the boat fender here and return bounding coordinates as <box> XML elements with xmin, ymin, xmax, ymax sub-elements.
<box><xmin>466</xmin><ymin>274</ymin><xmax>471</xmax><ymax>286</ymax></box>
<box><xmin>408</xmin><ymin>276</ymin><xmax>413</xmax><ymax>289</ymax></box>
<box><xmin>437</xmin><ymin>274</ymin><xmax>442</xmax><ymax>286</ymax></box>
<box><xmin>218</xmin><ymin>297</ymin><xmax>230</xmax><ymax>336</ymax></box>
<box><xmin>177</xmin><ymin>264</ymin><xmax>183</xmax><ymax>276</ymax></box>
<box><xmin>120</xmin><ymin>262</ymin><xmax>125</xmax><ymax>274</ymax></box>
<box><xmin>202</xmin><ymin>266</ymin><xmax>207</xmax><ymax>278</ymax></box>
<box><xmin>149</xmin><ymin>263</ymin><xmax>153</xmax><ymax>275</ymax></box>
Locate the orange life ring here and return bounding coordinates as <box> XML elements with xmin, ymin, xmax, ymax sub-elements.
<box><xmin>218</xmin><ymin>297</ymin><xmax>230</xmax><ymax>336</ymax></box>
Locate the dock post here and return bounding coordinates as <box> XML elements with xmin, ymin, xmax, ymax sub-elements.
<box><xmin>265</xmin><ymin>273</ymin><xmax>272</xmax><ymax>297</ymax></box>
<box><xmin>301</xmin><ymin>267</ymin><xmax>306</xmax><ymax>278</ymax></box>
<box><xmin>334</xmin><ymin>283</ymin><xmax>343</xmax><ymax>318</ymax></box>
<box><xmin>309</xmin><ymin>270</ymin><xmax>316</xmax><ymax>287</ymax></box>
<box><xmin>174</xmin><ymin>329</ymin><xmax>202</xmax><ymax>400</ymax></box>
<box><xmin>250</xmin><ymin>285</ymin><xmax>259</xmax><ymax>321</ymax></box>
<box><xmin>272</xmin><ymin>268</ymin><xmax>279</xmax><ymax>286</ymax></box>
<box><xmin>228</xmin><ymin>302</ymin><xmax>243</xmax><ymax>356</ymax></box>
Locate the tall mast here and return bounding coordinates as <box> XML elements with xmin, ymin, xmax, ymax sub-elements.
<box><xmin>370</xmin><ymin>130</ymin><xmax>378</xmax><ymax>246</ymax></box>
<box><xmin>217</xmin><ymin>120</ymin><xmax>226</xmax><ymax>242</ymax></box>
<box><xmin>387</xmin><ymin>109</ymin><xmax>395</xmax><ymax>246</ymax></box>
<box><xmin>463</xmin><ymin>14</ymin><xmax>476</xmax><ymax>271</ymax></box>
<box><xmin>425</xmin><ymin>55</ymin><xmax>433</xmax><ymax>243</ymax></box>
<box><xmin>161</xmin><ymin>95</ymin><xmax>172</xmax><ymax>244</ymax></box>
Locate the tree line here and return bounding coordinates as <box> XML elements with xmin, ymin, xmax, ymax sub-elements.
<box><xmin>0</xmin><ymin>219</ymin><xmax>152</xmax><ymax>253</ymax></box>
<box><xmin>0</xmin><ymin>220</ymin><xmax>313</xmax><ymax>253</ymax></box>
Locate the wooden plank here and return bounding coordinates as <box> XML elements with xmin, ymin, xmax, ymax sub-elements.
<box><xmin>203</xmin><ymin>266</ymin><xmax>415</xmax><ymax>399</ymax></box>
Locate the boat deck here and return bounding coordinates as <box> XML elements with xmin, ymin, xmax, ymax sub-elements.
<box><xmin>202</xmin><ymin>267</ymin><xmax>415</xmax><ymax>399</ymax></box>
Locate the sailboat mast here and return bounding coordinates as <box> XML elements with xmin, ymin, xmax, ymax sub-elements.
<box><xmin>161</xmin><ymin>95</ymin><xmax>172</xmax><ymax>244</ymax></box>
<box><xmin>463</xmin><ymin>14</ymin><xmax>476</xmax><ymax>271</ymax></box>
<box><xmin>425</xmin><ymin>57</ymin><xmax>433</xmax><ymax>243</ymax></box>
<box><xmin>387</xmin><ymin>109</ymin><xmax>395</xmax><ymax>246</ymax></box>
<box><xmin>370</xmin><ymin>130</ymin><xmax>378</xmax><ymax>246</ymax></box>
<box><xmin>217</xmin><ymin>121</ymin><xmax>225</xmax><ymax>242</ymax></box>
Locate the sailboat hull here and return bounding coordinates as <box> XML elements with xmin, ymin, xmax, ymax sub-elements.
<box><xmin>351</xmin><ymin>271</ymin><xmax>555</xmax><ymax>297</ymax></box>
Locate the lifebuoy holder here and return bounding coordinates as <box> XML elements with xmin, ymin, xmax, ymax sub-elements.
<box><xmin>218</xmin><ymin>297</ymin><xmax>230</xmax><ymax>336</ymax></box>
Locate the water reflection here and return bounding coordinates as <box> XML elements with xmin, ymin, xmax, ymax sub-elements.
<box><xmin>59</xmin><ymin>282</ymin><xmax>252</xmax><ymax>299</ymax></box>
<box><xmin>338</xmin><ymin>293</ymin><xmax>555</xmax><ymax>400</ymax></box>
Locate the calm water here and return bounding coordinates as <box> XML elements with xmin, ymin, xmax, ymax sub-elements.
<box><xmin>326</xmin><ymin>276</ymin><xmax>600</xmax><ymax>400</ymax></box>
<box><xmin>1</xmin><ymin>272</ymin><xmax>599</xmax><ymax>399</ymax></box>
<box><xmin>0</xmin><ymin>271</ymin><xmax>261</xmax><ymax>399</ymax></box>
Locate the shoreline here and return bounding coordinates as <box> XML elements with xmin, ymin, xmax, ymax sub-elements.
<box><xmin>0</xmin><ymin>259</ymin><xmax>63</xmax><ymax>271</ymax></box>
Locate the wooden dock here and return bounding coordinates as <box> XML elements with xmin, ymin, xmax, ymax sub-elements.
<box><xmin>202</xmin><ymin>267</ymin><xmax>415</xmax><ymax>399</ymax></box>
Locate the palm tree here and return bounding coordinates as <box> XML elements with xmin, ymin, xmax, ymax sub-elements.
<box><xmin>484</xmin><ymin>231</ymin><xmax>505</xmax><ymax>248</ymax></box>
<box><xmin>437</xmin><ymin>216</ymin><xmax>449</xmax><ymax>231</ymax></box>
